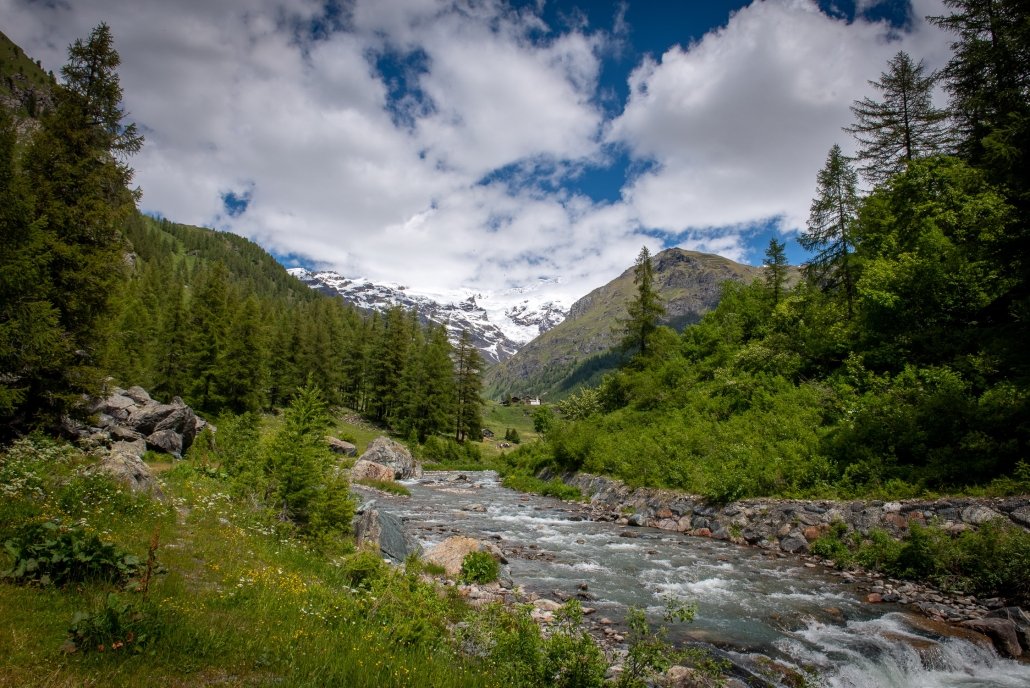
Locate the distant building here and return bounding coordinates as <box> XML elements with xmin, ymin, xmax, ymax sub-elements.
<box><xmin>510</xmin><ymin>396</ymin><xmax>521</xmax><ymax>404</ymax></box>
<box><xmin>528</xmin><ymin>398</ymin><xmax>541</xmax><ymax>406</ymax></box>
<box><xmin>481</xmin><ymin>428</ymin><xmax>495</xmax><ymax>439</ymax></box>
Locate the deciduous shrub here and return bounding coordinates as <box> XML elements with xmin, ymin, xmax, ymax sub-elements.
<box><xmin>459</xmin><ymin>550</ymin><xmax>498</xmax><ymax>584</ymax></box>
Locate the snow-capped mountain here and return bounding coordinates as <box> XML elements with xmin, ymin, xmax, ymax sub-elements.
<box><xmin>286</xmin><ymin>268</ymin><xmax>568</xmax><ymax>364</ymax></box>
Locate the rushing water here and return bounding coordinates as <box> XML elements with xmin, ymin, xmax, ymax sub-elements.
<box><xmin>371</xmin><ymin>471</ymin><xmax>1030</xmax><ymax>688</ymax></box>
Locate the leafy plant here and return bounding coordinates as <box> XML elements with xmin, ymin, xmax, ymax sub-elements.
<box><xmin>67</xmin><ymin>593</ymin><xmax>157</xmax><ymax>654</ymax></box>
<box><xmin>2</xmin><ymin>523</ymin><xmax>145</xmax><ymax>587</ymax></box>
<box><xmin>459</xmin><ymin>551</ymin><xmax>498</xmax><ymax>584</ymax></box>
<box><xmin>542</xmin><ymin>599</ymin><xmax>608</xmax><ymax>688</ymax></box>
<box><xmin>616</xmin><ymin>598</ymin><xmax>698</xmax><ymax>688</ymax></box>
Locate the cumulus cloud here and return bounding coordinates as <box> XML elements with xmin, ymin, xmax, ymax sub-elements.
<box><xmin>1</xmin><ymin>0</ymin><xmax>957</xmax><ymax>301</ymax></box>
<box><xmin>611</xmin><ymin>0</ymin><xmax>953</xmax><ymax>259</ymax></box>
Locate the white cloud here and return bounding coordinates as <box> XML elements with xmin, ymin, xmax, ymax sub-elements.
<box><xmin>1</xmin><ymin>0</ymin><xmax>956</xmax><ymax>304</ymax></box>
<box><xmin>611</xmin><ymin>0</ymin><xmax>953</xmax><ymax>253</ymax></box>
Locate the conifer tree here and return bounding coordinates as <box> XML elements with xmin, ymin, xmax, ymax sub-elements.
<box><xmin>17</xmin><ymin>23</ymin><xmax>142</xmax><ymax>425</ymax></box>
<box><xmin>399</xmin><ymin>322</ymin><xmax>455</xmax><ymax>442</ymax></box>
<box><xmin>763</xmin><ymin>238</ymin><xmax>789</xmax><ymax>306</ymax></box>
<box><xmin>0</xmin><ymin>107</ymin><xmax>63</xmax><ymax>431</ymax></box>
<box><xmin>453</xmin><ymin>329</ymin><xmax>484</xmax><ymax>442</ymax></box>
<box><xmin>216</xmin><ymin>295</ymin><xmax>266</xmax><ymax>413</ymax></box>
<box><xmin>184</xmin><ymin>263</ymin><xmax>229</xmax><ymax>411</ymax></box>
<box><xmin>152</xmin><ymin>283</ymin><xmax>189</xmax><ymax>402</ymax></box>
<box><xmin>845</xmin><ymin>51</ymin><xmax>951</xmax><ymax>184</ymax></box>
<box><xmin>621</xmin><ymin>246</ymin><xmax>666</xmax><ymax>357</ymax></box>
<box><xmin>801</xmin><ymin>145</ymin><xmax>860</xmax><ymax>316</ymax></box>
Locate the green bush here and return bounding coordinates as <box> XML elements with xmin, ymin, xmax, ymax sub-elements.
<box><xmin>459</xmin><ymin>551</ymin><xmax>498</xmax><ymax>584</ymax></box>
<box><xmin>502</xmin><ymin>475</ymin><xmax>584</xmax><ymax>501</ymax></box>
<box><xmin>354</xmin><ymin>479</ymin><xmax>411</xmax><ymax>496</ymax></box>
<box><xmin>2</xmin><ymin>523</ymin><xmax>144</xmax><ymax>587</ymax></box>
<box><xmin>420</xmin><ymin>435</ymin><xmax>482</xmax><ymax>464</ymax></box>
<box><xmin>340</xmin><ymin>549</ymin><xmax>389</xmax><ymax>588</ymax></box>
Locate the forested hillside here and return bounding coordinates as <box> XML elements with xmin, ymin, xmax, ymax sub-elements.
<box><xmin>506</xmin><ymin>16</ymin><xmax>1030</xmax><ymax>500</ymax></box>
<box><xmin>484</xmin><ymin>249</ymin><xmax>768</xmax><ymax>401</ymax></box>
<box><xmin>0</xmin><ymin>27</ymin><xmax>482</xmax><ymax>442</ymax></box>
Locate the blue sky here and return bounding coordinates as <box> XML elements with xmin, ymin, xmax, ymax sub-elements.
<box><xmin>5</xmin><ymin>0</ymin><xmax>952</xmax><ymax>302</ymax></box>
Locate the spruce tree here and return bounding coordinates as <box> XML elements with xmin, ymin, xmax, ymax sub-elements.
<box><xmin>453</xmin><ymin>329</ymin><xmax>484</xmax><ymax>442</ymax></box>
<box><xmin>844</xmin><ymin>51</ymin><xmax>951</xmax><ymax>184</ymax></box>
<box><xmin>152</xmin><ymin>283</ymin><xmax>189</xmax><ymax>402</ymax></box>
<box><xmin>16</xmin><ymin>23</ymin><xmax>142</xmax><ymax>426</ymax></box>
<box><xmin>801</xmin><ymin>144</ymin><xmax>861</xmax><ymax>316</ymax></box>
<box><xmin>763</xmin><ymin>238</ymin><xmax>789</xmax><ymax>306</ymax></box>
<box><xmin>621</xmin><ymin>246</ymin><xmax>666</xmax><ymax>357</ymax></box>
<box><xmin>216</xmin><ymin>295</ymin><xmax>266</xmax><ymax>413</ymax></box>
<box><xmin>184</xmin><ymin>263</ymin><xmax>229</xmax><ymax>411</ymax></box>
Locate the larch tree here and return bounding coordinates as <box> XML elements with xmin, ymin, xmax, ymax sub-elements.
<box><xmin>801</xmin><ymin>144</ymin><xmax>861</xmax><ymax>316</ymax></box>
<box><xmin>621</xmin><ymin>246</ymin><xmax>666</xmax><ymax>357</ymax></box>
<box><xmin>844</xmin><ymin>51</ymin><xmax>951</xmax><ymax>185</ymax></box>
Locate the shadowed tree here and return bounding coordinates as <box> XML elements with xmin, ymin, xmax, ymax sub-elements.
<box><xmin>763</xmin><ymin>237</ymin><xmax>789</xmax><ymax>306</ymax></box>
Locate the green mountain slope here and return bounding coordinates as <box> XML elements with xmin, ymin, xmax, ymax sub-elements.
<box><xmin>484</xmin><ymin>248</ymin><xmax>769</xmax><ymax>400</ymax></box>
<box><xmin>0</xmin><ymin>30</ymin><xmax>56</xmax><ymax>123</ymax></box>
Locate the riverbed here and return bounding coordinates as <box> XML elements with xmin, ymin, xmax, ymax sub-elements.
<box><xmin>364</xmin><ymin>470</ymin><xmax>1030</xmax><ymax>688</ymax></box>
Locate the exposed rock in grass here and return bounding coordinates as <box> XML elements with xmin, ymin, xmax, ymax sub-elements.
<box><xmin>327</xmin><ymin>437</ymin><xmax>357</xmax><ymax>456</ymax></box>
<box><xmin>351</xmin><ymin>459</ymin><xmax>395</xmax><ymax>483</ymax></box>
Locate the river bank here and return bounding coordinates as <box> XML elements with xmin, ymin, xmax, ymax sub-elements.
<box><xmin>362</xmin><ymin>470</ymin><xmax>1030</xmax><ymax>687</ymax></box>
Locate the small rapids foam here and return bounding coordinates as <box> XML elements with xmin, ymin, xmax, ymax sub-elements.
<box><xmin>771</xmin><ymin>613</ymin><xmax>1030</xmax><ymax>687</ymax></box>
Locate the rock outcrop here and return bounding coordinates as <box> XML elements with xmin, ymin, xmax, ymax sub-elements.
<box><xmin>357</xmin><ymin>437</ymin><xmax>423</xmax><ymax>479</ymax></box>
<box><xmin>86</xmin><ymin>386</ymin><xmax>207</xmax><ymax>459</ymax></box>
<box><xmin>960</xmin><ymin>618</ymin><xmax>1023</xmax><ymax>658</ymax></box>
<box><xmin>353</xmin><ymin>505</ymin><xmax>419</xmax><ymax>563</ymax></box>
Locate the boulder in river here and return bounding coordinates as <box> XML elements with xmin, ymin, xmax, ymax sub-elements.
<box><xmin>353</xmin><ymin>507</ymin><xmax>418</xmax><ymax>563</ymax></box>
<box><xmin>424</xmin><ymin>536</ymin><xmax>507</xmax><ymax>577</ymax></box>
<box><xmin>960</xmin><ymin>618</ymin><xmax>1023</xmax><ymax>658</ymax></box>
<box><xmin>351</xmin><ymin>459</ymin><xmax>395</xmax><ymax>483</ymax></box>
<box><xmin>357</xmin><ymin>436</ymin><xmax>422</xmax><ymax>479</ymax></box>
<box><xmin>985</xmin><ymin>607</ymin><xmax>1030</xmax><ymax>652</ymax></box>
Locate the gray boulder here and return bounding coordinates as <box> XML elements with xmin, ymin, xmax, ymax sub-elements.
<box><xmin>962</xmin><ymin>505</ymin><xmax>1003</xmax><ymax>525</ymax></box>
<box><xmin>357</xmin><ymin>437</ymin><xmax>423</xmax><ymax>479</ymax></box>
<box><xmin>128</xmin><ymin>402</ymin><xmax>178</xmax><ymax>435</ymax></box>
<box><xmin>154</xmin><ymin>405</ymin><xmax>190</xmax><ymax>434</ymax></box>
<box><xmin>97</xmin><ymin>394</ymin><xmax>137</xmax><ymax>420</ymax></box>
<box><xmin>961</xmin><ymin>618</ymin><xmax>1023</xmax><ymax>658</ymax></box>
<box><xmin>146</xmin><ymin>429</ymin><xmax>183</xmax><ymax>458</ymax></box>
<box><xmin>179</xmin><ymin>407</ymin><xmax>198</xmax><ymax>450</ymax></box>
<box><xmin>353</xmin><ymin>507</ymin><xmax>419</xmax><ymax>563</ymax></box>
<box><xmin>124</xmin><ymin>386</ymin><xmax>152</xmax><ymax>405</ymax></box>
<box><xmin>1010</xmin><ymin>507</ymin><xmax>1030</xmax><ymax>529</ymax></box>
<box><xmin>328</xmin><ymin>437</ymin><xmax>358</xmax><ymax>457</ymax></box>
<box><xmin>111</xmin><ymin>439</ymin><xmax>147</xmax><ymax>458</ymax></box>
<box><xmin>89</xmin><ymin>451</ymin><xmax>163</xmax><ymax>500</ymax></box>
<box><xmin>986</xmin><ymin>607</ymin><xmax>1030</xmax><ymax>652</ymax></box>
<box><xmin>627</xmin><ymin>512</ymin><xmax>647</xmax><ymax>527</ymax></box>
<box><xmin>779</xmin><ymin>534</ymin><xmax>809</xmax><ymax>553</ymax></box>
<box><xmin>108</xmin><ymin>424</ymin><xmax>143</xmax><ymax>442</ymax></box>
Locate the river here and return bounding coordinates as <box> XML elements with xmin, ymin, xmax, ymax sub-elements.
<box><xmin>370</xmin><ymin>470</ymin><xmax>1030</xmax><ymax>687</ymax></box>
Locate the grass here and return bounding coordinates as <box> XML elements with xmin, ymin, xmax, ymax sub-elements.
<box><xmin>0</xmin><ymin>442</ymin><xmax>499</xmax><ymax>687</ymax></box>
<box><xmin>500</xmin><ymin>475</ymin><xmax>584</xmax><ymax>502</ymax></box>
<box><xmin>354</xmin><ymin>479</ymin><xmax>411</xmax><ymax>496</ymax></box>
<box><xmin>479</xmin><ymin>402</ymin><xmax>541</xmax><ymax>462</ymax></box>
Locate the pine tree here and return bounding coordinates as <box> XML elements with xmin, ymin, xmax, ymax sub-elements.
<box><xmin>801</xmin><ymin>145</ymin><xmax>861</xmax><ymax>316</ymax></box>
<box><xmin>844</xmin><ymin>51</ymin><xmax>951</xmax><ymax>184</ymax></box>
<box><xmin>454</xmin><ymin>329</ymin><xmax>484</xmax><ymax>442</ymax></box>
<box><xmin>620</xmin><ymin>246</ymin><xmax>666</xmax><ymax>357</ymax></box>
<box><xmin>763</xmin><ymin>238</ymin><xmax>789</xmax><ymax>306</ymax></box>
<box><xmin>399</xmin><ymin>321</ymin><xmax>455</xmax><ymax>442</ymax></box>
